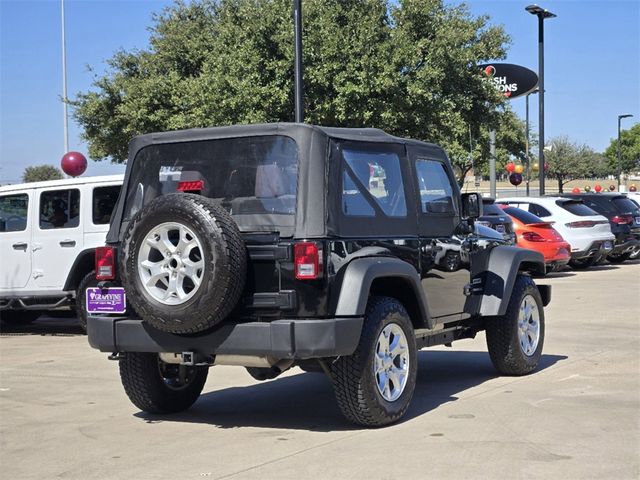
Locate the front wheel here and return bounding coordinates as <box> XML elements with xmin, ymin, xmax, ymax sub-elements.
<box><xmin>119</xmin><ymin>352</ymin><xmax>208</xmax><ymax>414</ymax></box>
<box><xmin>332</xmin><ymin>296</ymin><xmax>417</xmax><ymax>427</ymax></box>
<box><xmin>485</xmin><ymin>275</ymin><xmax>545</xmax><ymax>375</ymax></box>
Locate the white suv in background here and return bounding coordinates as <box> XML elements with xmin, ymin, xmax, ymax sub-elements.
<box><xmin>0</xmin><ymin>175</ymin><xmax>124</xmax><ymax>329</ymax></box>
<box><xmin>495</xmin><ymin>196</ymin><xmax>615</xmax><ymax>269</ymax></box>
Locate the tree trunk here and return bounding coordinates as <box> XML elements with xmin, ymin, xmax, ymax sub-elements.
<box><xmin>558</xmin><ymin>176</ymin><xmax>563</xmax><ymax>193</ymax></box>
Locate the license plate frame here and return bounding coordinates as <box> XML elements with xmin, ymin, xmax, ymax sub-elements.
<box><xmin>86</xmin><ymin>287</ymin><xmax>126</xmax><ymax>314</ymax></box>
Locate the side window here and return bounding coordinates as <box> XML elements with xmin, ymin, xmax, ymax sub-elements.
<box><xmin>39</xmin><ymin>189</ymin><xmax>80</xmax><ymax>229</ymax></box>
<box><xmin>342</xmin><ymin>149</ymin><xmax>407</xmax><ymax>217</ymax></box>
<box><xmin>0</xmin><ymin>194</ymin><xmax>29</xmax><ymax>232</ymax></box>
<box><xmin>415</xmin><ymin>159</ymin><xmax>455</xmax><ymax>214</ymax></box>
<box><xmin>529</xmin><ymin>203</ymin><xmax>551</xmax><ymax>218</ymax></box>
<box><xmin>93</xmin><ymin>185</ymin><xmax>121</xmax><ymax>225</ymax></box>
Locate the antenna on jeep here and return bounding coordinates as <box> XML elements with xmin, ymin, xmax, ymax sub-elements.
<box><xmin>293</xmin><ymin>0</ymin><xmax>304</xmax><ymax>123</ymax></box>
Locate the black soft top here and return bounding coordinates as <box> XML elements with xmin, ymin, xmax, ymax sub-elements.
<box><xmin>107</xmin><ymin>123</ymin><xmax>447</xmax><ymax>242</ymax></box>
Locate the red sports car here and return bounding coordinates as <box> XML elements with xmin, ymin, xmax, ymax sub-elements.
<box><xmin>500</xmin><ymin>205</ymin><xmax>571</xmax><ymax>272</ymax></box>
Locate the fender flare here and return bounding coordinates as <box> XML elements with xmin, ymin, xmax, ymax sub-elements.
<box><xmin>62</xmin><ymin>248</ymin><xmax>95</xmax><ymax>292</ymax></box>
<box><xmin>479</xmin><ymin>246</ymin><xmax>547</xmax><ymax>317</ymax></box>
<box><xmin>334</xmin><ymin>257</ymin><xmax>433</xmax><ymax>329</ymax></box>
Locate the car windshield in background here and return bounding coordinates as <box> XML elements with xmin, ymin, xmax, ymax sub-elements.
<box><xmin>557</xmin><ymin>200</ymin><xmax>599</xmax><ymax>216</ymax></box>
<box><xmin>503</xmin><ymin>206</ymin><xmax>545</xmax><ymax>225</ymax></box>
<box><xmin>123</xmin><ymin>135</ymin><xmax>298</xmax><ymax>233</ymax></box>
<box><xmin>613</xmin><ymin>197</ymin><xmax>639</xmax><ymax>213</ymax></box>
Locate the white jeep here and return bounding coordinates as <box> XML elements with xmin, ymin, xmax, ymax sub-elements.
<box><xmin>0</xmin><ymin>174</ymin><xmax>124</xmax><ymax>329</ymax></box>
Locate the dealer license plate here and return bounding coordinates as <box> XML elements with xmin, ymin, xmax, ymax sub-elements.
<box><xmin>86</xmin><ymin>287</ymin><xmax>126</xmax><ymax>314</ymax></box>
<box><xmin>604</xmin><ymin>241</ymin><xmax>613</xmax><ymax>250</ymax></box>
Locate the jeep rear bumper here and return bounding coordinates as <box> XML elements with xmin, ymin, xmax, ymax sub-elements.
<box><xmin>87</xmin><ymin>316</ymin><xmax>364</xmax><ymax>359</ymax></box>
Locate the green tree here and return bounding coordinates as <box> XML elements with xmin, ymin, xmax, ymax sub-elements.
<box><xmin>544</xmin><ymin>136</ymin><xmax>601</xmax><ymax>193</ymax></box>
<box><xmin>72</xmin><ymin>0</ymin><xmax>519</xmax><ymax>169</ymax></box>
<box><xmin>22</xmin><ymin>165</ymin><xmax>64</xmax><ymax>183</ymax></box>
<box><xmin>604</xmin><ymin>123</ymin><xmax>640</xmax><ymax>175</ymax></box>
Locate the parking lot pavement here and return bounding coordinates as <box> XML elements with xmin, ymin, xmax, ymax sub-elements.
<box><xmin>1</xmin><ymin>262</ymin><xmax>639</xmax><ymax>480</ymax></box>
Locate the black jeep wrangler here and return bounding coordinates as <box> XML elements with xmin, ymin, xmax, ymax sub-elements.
<box><xmin>87</xmin><ymin>123</ymin><xmax>551</xmax><ymax>427</ymax></box>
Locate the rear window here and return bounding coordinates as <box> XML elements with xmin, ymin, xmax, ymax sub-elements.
<box><xmin>613</xmin><ymin>197</ymin><xmax>639</xmax><ymax>213</ymax></box>
<box><xmin>503</xmin><ymin>206</ymin><xmax>544</xmax><ymax>225</ymax></box>
<box><xmin>123</xmin><ymin>136</ymin><xmax>298</xmax><ymax>233</ymax></box>
<box><xmin>482</xmin><ymin>203</ymin><xmax>505</xmax><ymax>216</ymax></box>
<box><xmin>0</xmin><ymin>194</ymin><xmax>29</xmax><ymax>232</ymax></box>
<box><xmin>93</xmin><ymin>185</ymin><xmax>121</xmax><ymax>225</ymax></box>
<box><xmin>557</xmin><ymin>200</ymin><xmax>599</xmax><ymax>216</ymax></box>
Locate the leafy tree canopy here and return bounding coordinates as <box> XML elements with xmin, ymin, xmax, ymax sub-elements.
<box><xmin>604</xmin><ymin>123</ymin><xmax>640</xmax><ymax>174</ymax></box>
<box><xmin>544</xmin><ymin>136</ymin><xmax>610</xmax><ymax>193</ymax></box>
<box><xmin>22</xmin><ymin>165</ymin><xmax>64</xmax><ymax>183</ymax></box>
<box><xmin>73</xmin><ymin>0</ymin><xmax>520</xmax><ymax>178</ymax></box>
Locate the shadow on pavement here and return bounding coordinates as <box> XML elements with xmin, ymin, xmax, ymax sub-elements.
<box><xmin>135</xmin><ymin>350</ymin><xmax>567</xmax><ymax>431</ymax></box>
<box><xmin>0</xmin><ymin>313</ymin><xmax>84</xmax><ymax>336</ymax></box>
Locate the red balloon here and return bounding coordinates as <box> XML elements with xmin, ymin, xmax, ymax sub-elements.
<box><xmin>609</xmin><ymin>185</ymin><xmax>616</xmax><ymax>191</ymax></box>
<box><xmin>505</xmin><ymin>162</ymin><xmax>515</xmax><ymax>173</ymax></box>
<box><xmin>61</xmin><ymin>151</ymin><xmax>87</xmax><ymax>177</ymax></box>
<box><xmin>509</xmin><ymin>173</ymin><xmax>523</xmax><ymax>186</ymax></box>
<box><xmin>571</xmin><ymin>187</ymin><xmax>580</xmax><ymax>194</ymax></box>
<box><xmin>594</xmin><ymin>184</ymin><xmax>602</xmax><ymax>193</ymax></box>
<box><xmin>630</xmin><ymin>184</ymin><xmax>638</xmax><ymax>192</ymax></box>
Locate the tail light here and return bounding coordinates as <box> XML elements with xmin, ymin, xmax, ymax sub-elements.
<box><xmin>95</xmin><ymin>246</ymin><xmax>116</xmax><ymax>280</ymax></box>
<box><xmin>522</xmin><ymin>231</ymin><xmax>546</xmax><ymax>242</ymax></box>
<box><xmin>611</xmin><ymin>215</ymin><xmax>633</xmax><ymax>225</ymax></box>
<box><xmin>565</xmin><ymin>220</ymin><xmax>605</xmax><ymax>228</ymax></box>
<box><xmin>294</xmin><ymin>242</ymin><xmax>321</xmax><ymax>280</ymax></box>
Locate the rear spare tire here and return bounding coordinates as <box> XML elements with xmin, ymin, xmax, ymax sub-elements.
<box><xmin>121</xmin><ymin>193</ymin><xmax>246</xmax><ymax>334</ymax></box>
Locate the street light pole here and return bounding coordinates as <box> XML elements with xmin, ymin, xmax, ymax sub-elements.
<box><xmin>526</xmin><ymin>5</ymin><xmax>555</xmax><ymax>196</ymax></box>
<box><xmin>525</xmin><ymin>89</ymin><xmax>539</xmax><ymax>196</ymax></box>
<box><xmin>293</xmin><ymin>0</ymin><xmax>304</xmax><ymax>123</ymax></box>
<box><xmin>61</xmin><ymin>0</ymin><xmax>69</xmax><ymax>153</ymax></box>
<box><xmin>617</xmin><ymin>114</ymin><xmax>633</xmax><ymax>190</ymax></box>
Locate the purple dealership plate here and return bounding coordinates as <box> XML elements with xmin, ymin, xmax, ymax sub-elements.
<box><xmin>86</xmin><ymin>287</ymin><xmax>126</xmax><ymax>314</ymax></box>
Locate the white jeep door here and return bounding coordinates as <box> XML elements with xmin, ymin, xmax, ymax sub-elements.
<box><xmin>32</xmin><ymin>187</ymin><xmax>83</xmax><ymax>289</ymax></box>
<box><xmin>0</xmin><ymin>192</ymin><xmax>32</xmax><ymax>290</ymax></box>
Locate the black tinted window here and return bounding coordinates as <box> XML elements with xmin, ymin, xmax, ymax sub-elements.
<box><xmin>93</xmin><ymin>185</ymin><xmax>121</xmax><ymax>224</ymax></box>
<box><xmin>529</xmin><ymin>203</ymin><xmax>551</xmax><ymax>218</ymax></box>
<box><xmin>39</xmin><ymin>189</ymin><xmax>80</xmax><ymax>229</ymax></box>
<box><xmin>482</xmin><ymin>203</ymin><xmax>505</xmax><ymax>216</ymax></box>
<box><xmin>613</xmin><ymin>197</ymin><xmax>639</xmax><ymax>213</ymax></box>
<box><xmin>415</xmin><ymin>159</ymin><xmax>455</xmax><ymax>214</ymax></box>
<box><xmin>557</xmin><ymin>200</ymin><xmax>599</xmax><ymax>216</ymax></box>
<box><xmin>503</xmin><ymin>206</ymin><xmax>544</xmax><ymax>225</ymax></box>
<box><xmin>0</xmin><ymin>194</ymin><xmax>28</xmax><ymax>232</ymax></box>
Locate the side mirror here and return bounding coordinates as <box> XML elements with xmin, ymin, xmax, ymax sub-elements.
<box><xmin>461</xmin><ymin>193</ymin><xmax>483</xmax><ymax>219</ymax></box>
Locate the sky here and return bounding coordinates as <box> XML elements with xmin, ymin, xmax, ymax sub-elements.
<box><xmin>1</xmin><ymin>0</ymin><xmax>638</xmax><ymax>184</ymax></box>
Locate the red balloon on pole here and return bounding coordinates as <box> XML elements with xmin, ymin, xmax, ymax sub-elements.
<box><xmin>594</xmin><ymin>184</ymin><xmax>602</xmax><ymax>193</ymax></box>
<box><xmin>609</xmin><ymin>185</ymin><xmax>616</xmax><ymax>191</ymax></box>
<box><xmin>61</xmin><ymin>151</ymin><xmax>87</xmax><ymax>177</ymax></box>
<box><xmin>571</xmin><ymin>187</ymin><xmax>580</xmax><ymax>194</ymax></box>
<box><xmin>505</xmin><ymin>162</ymin><xmax>515</xmax><ymax>173</ymax></box>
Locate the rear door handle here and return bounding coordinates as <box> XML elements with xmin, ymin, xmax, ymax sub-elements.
<box><xmin>12</xmin><ymin>242</ymin><xmax>28</xmax><ymax>251</ymax></box>
<box><xmin>59</xmin><ymin>240</ymin><xmax>76</xmax><ymax>247</ymax></box>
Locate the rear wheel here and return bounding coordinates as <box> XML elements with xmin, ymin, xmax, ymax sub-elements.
<box><xmin>568</xmin><ymin>255</ymin><xmax>597</xmax><ymax>269</ymax></box>
<box><xmin>485</xmin><ymin>275</ymin><xmax>545</xmax><ymax>375</ymax></box>
<box><xmin>119</xmin><ymin>352</ymin><xmax>208</xmax><ymax>414</ymax></box>
<box><xmin>607</xmin><ymin>251</ymin><xmax>632</xmax><ymax>263</ymax></box>
<box><xmin>332</xmin><ymin>297</ymin><xmax>417</xmax><ymax>427</ymax></box>
<box><xmin>76</xmin><ymin>271</ymin><xmax>99</xmax><ymax>332</ymax></box>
